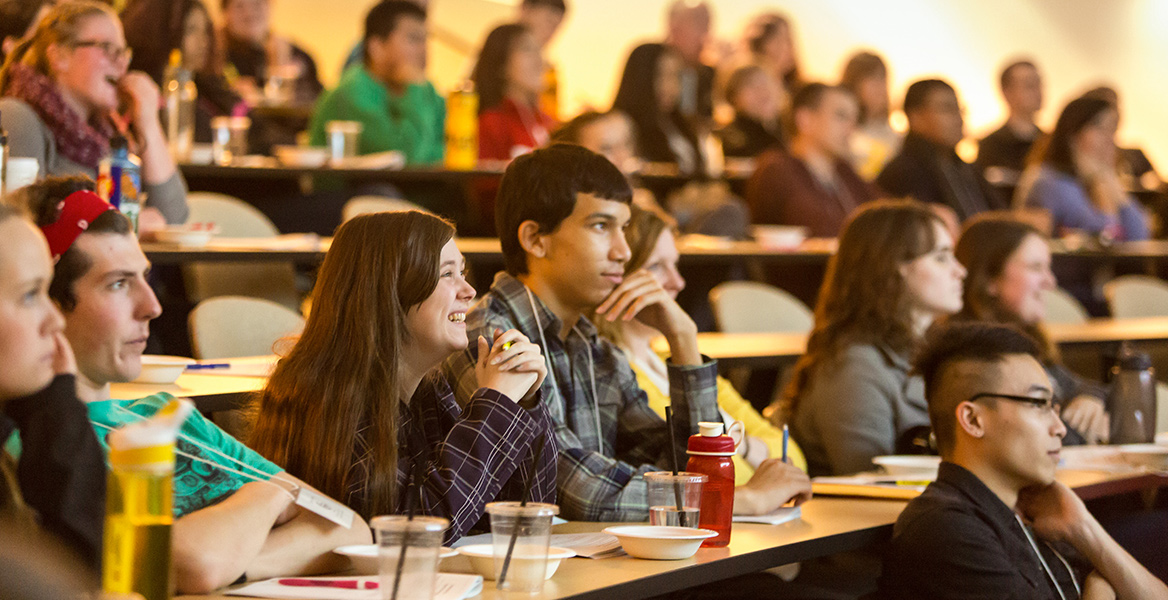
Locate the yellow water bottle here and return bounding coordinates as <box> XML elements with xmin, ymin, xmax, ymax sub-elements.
<box><xmin>445</xmin><ymin>81</ymin><xmax>478</xmax><ymax>171</ymax></box>
<box><xmin>103</xmin><ymin>400</ymin><xmax>192</xmax><ymax>600</ymax></box>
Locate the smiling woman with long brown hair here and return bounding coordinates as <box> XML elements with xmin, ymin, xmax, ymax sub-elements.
<box><xmin>782</xmin><ymin>200</ymin><xmax>967</xmax><ymax>476</ymax></box>
<box><xmin>248</xmin><ymin>211</ymin><xmax>556</xmax><ymax>543</ymax></box>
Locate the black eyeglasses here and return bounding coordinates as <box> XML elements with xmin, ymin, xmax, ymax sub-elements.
<box><xmin>969</xmin><ymin>392</ymin><xmax>1061</xmax><ymax>414</ymax></box>
<box><xmin>71</xmin><ymin>40</ymin><xmax>132</xmax><ymax>63</ymax></box>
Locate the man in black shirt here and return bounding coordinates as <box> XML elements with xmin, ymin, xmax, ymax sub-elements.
<box><xmin>977</xmin><ymin>60</ymin><xmax>1045</xmax><ymax>176</ymax></box>
<box><xmin>877</xmin><ymin>79</ymin><xmax>1005</xmax><ymax>221</ymax></box>
<box><xmin>879</xmin><ymin>323</ymin><xmax>1168</xmax><ymax>599</ymax></box>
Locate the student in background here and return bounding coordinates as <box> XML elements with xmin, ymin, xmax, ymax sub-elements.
<box><xmin>880</xmin><ymin>322</ymin><xmax>1168</xmax><ymax>600</ymax></box>
<box><xmin>0</xmin><ymin>201</ymin><xmax>105</xmax><ymax>574</ymax></box>
<box><xmin>663</xmin><ymin>0</ymin><xmax>714</xmax><ymax>123</ymax></box>
<box><xmin>121</xmin><ymin>0</ymin><xmax>245</xmax><ymax>144</ymax></box>
<box><xmin>976</xmin><ymin>60</ymin><xmax>1045</xmax><ymax>177</ymax></box>
<box><xmin>308</xmin><ymin>0</ymin><xmax>444</xmax><ymax>164</ymax></box>
<box><xmin>516</xmin><ymin>0</ymin><xmax>566</xmax><ymax>118</ymax></box>
<box><xmin>471</xmin><ymin>23</ymin><xmax>556</xmax><ymax>162</ymax></box>
<box><xmin>250</xmin><ymin>211</ymin><xmax>555</xmax><ymax>542</ymax></box>
<box><xmin>0</xmin><ymin>1</ymin><xmax>189</xmax><ymax>227</ymax></box>
<box><xmin>219</xmin><ymin>0</ymin><xmax>322</xmax><ymax>105</ymax></box>
<box><xmin>840</xmin><ymin>50</ymin><xmax>900</xmax><ymax>180</ymax></box>
<box><xmin>747</xmin><ymin>83</ymin><xmax>879</xmax><ymax>237</ymax></box>
<box><xmin>783</xmin><ymin>201</ymin><xmax>966</xmax><ymax>476</ymax></box>
<box><xmin>612</xmin><ymin>42</ymin><xmax>704</xmax><ymax>176</ymax></box>
<box><xmin>952</xmin><ymin>214</ymin><xmax>1110</xmax><ymax>444</ymax></box>
<box><xmin>877</xmin><ymin>79</ymin><xmax>1005</xmax><ymax>222</ymax></box>
<box><xmin>741</xmin><ymin>11</ymin><xmax>802</xmax><ymax>102</ymax></box>
<box><xmin>1015</xmin><ymin>95</ymin><xmax>1150</xmax><ymax>241</ymax></box>
<box><xmin>717</xmin><ymin>64</ymin><xmax>784</xmax><ymax>159</ymax></box>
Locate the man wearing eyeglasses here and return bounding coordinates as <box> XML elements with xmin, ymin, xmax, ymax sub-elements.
<box><xmin>878</xmin><ymin>322</ymin><xmax>1167</xmax><ymax>600</ymax></box>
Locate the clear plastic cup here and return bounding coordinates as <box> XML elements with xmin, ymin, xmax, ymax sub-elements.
<box><xmin>326</xmin><ymin>120</ymin><xmax>363</xmax><ymax>164</ymax></box>
<box><xmin>486</xmin><ymin>502</ymin><xmax>558</xmax><ymax>593</ymax></box>
<box><xmin>645</xmin><ymin>472</ymin><xmax>706</xmax><ymax>528</ymax></box>
<box><xmin>210</xmin><ymin>116</ymin><xmax>250</xmax><ymax>165</ymax></box>
<box><xmin>371</xmin><ymin>515</ymin><xmax>448</xmax><ymax>600</ymax></box>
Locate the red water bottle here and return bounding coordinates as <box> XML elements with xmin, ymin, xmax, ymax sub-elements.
<box><xmin>686</xmin><ymin>422</ymin><xmax>735</xmax><ymax>547</ymax></box>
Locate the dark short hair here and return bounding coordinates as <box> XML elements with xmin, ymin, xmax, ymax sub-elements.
<box><xmin>915</xmin><ymin>322</ymin><xmax>1043</xmax><ymax>453</ymax></box>
<box><xmin>363</xmin><ymin>0</ymin><xmax>426</xmax><ymax>64</ymax></box>
<box><xmin>521</xmin><ymin>0</ymin><xmax>566</xmax><ymax>13</ymax></box>
<box><xmin>903</xmin><ymin>78</ymin><xmax>955</xmax><ymax>115</ymax></box>
<box><xmin>12</xmin><ymin>176</ymin><xmax>132</xmax><ymax>311</ymax></box>
<box><xmin>999</xmin><ymin>59</ymin><xmax>1036</xmax><ymax>92</ymax></box>
<box><xmin>789</xmin><ymin>82</ymin><xmax>853</xmax><ymax>135</ymax></box>
<box><xmin>495</xmin><ymin>143</ymin><xmax>632</xmax><ymax>275</ymax></box>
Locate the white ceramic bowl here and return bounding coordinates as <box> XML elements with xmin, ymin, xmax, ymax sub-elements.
<box><xmin>152</xmin><ymin>225</ymin><xmax>218</xmax><ymax>247</ymax></box>
<box><xmin>455</xmin><ymin>544</ymin><xmax>575</xmax><ymax>580</ymax></box>
<box><xmin>1118</xmin><ymin>444</ymin><xmax>1168</xmax><ymax>471</ymax></box>
<box><xmin>133</xmin><ymin>355</ymin><xmax>196</xmax><ymax>384</ymax></box>
<box><xmin>752</xmin><ymin>225</ymin><xmax>809</xmax><ymax>250</ymax></box>
<box><xmin>872</xmin><ymin>455</ymin><xmax>941</xmax><ymax>480</ymax></box>
<box><xmin>274</xmin><ymin>145</ymin><xmax>329</xmax><ymax>168</ymax></box>
<box><xmin>334</xmin><ymin>544</ymin><xmax>457</xmax><ymax>575</ymax></box>
<box><xmin>602</xmin><ymin>526</ymin><xmax>716</xmax><ymax>560</ymax></box>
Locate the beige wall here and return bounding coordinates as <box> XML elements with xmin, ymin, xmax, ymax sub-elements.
<box><xmin>238</xmin><ymin>0</ymin><xmax>1168</xmax><ymax>168</ymax></box>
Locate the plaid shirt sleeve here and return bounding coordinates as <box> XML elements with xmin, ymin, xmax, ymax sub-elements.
<box><xmin>403</xmin><ymin>375</ymin><xmax>557</xmax><ymax>545</ymax></box>
<box><xmin>554</xmin><ymin>348</ymin><xmax>720</xmax><ymax>522</ymax></box>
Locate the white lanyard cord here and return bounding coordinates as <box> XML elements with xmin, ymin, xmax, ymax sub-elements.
<box><xmin>94</xmin><ymin>406</ymin><xmax>299</xmax><ymax>503</ymax></box>
<box><xmin>1015</xmin><ymin>514</ymin><xmax>1080</xmax><ymax>599</ymax></box>
<box><xmin>525</xmin><ymin>287</ymin><xmax>603</xmax><ymax>453</ymax></box>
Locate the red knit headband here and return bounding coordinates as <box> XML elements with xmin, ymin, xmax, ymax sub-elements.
<box><xmin>39</xmin><ymin>191</ymin><xmax>117</xmax><ymax>260</ymax></box>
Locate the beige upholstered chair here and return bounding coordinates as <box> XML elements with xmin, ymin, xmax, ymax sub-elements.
<box><xmin>188</xmin><ymin>296</ymin><xmax>305</xmax><ymax>359</ymax></box>
<box><xmin>184</xmin><ymin>192</ymin><xmax>299</xmax><ymax>311</ymax></box>
<box><xmin>709</xmin><ymin>281</ymin><xmax>814</xmax><ymax>333</ymax></box>
<box><xmin>1042</xmin><ymin>287</ymin><xmax>1090</xmax><ymax>324</ymax></box>
<box><xmin>1103</xmin><ymin>275</ymin><xmax>1168</xmax><ymax>319</ymax></box>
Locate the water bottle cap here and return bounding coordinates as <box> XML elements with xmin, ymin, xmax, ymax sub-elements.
<box><xmin>688</xmin><ymin>422</ymin><xmax>735</xmax><ymax>455</ymax></box>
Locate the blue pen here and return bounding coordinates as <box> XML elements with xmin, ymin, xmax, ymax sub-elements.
<box><xmin>781</xmin><ymin>424</ymin><xmax>789</xmax><ymax>463</ymax></box>
<box><xmin>186</xmin><ymin>363</ymin><xmax>230</xmax><ymax>370</ymax></box>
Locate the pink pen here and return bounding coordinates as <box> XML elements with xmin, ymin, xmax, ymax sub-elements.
<box><xmin>278</xmin><ymin>578</ymin><xmax>378</xmax><ymax>590</ymax></box>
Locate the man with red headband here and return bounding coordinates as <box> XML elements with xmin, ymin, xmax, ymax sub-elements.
<box><xmin>8</xmin><ymin>176</ymin><xmax>372</xmax><ymax>593</ymax></box>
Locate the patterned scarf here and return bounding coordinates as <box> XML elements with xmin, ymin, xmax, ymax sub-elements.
<box><xmin>3</xmin><ymin>63</ymin><xmax>114</xmax><ymax>169</ymax></box>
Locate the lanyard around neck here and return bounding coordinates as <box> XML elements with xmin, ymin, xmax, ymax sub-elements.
<box><xmin>1014</xmin><ymin>513</ymin><xmax>1080</xmax><ymax>600</ymax></box>
<box><xmin>524</xmin><ymin>287</ymin><xmax>602</xmax><ymax>453</ymax></box>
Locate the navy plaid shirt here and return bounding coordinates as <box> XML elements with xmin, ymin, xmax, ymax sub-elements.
<box><xmin>442</xmin><ymin>273</ymin><xmax>720</xmax><ymax>522</ymax></box>
<box><xmin>347</xmin><ymin>371</ymin><xmax>557</xmax><ymax>544</ymax></box>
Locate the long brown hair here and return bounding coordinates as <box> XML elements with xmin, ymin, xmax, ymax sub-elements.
<box><xmin>0</xmin><ymin>1</ymin><xmax>115</xmax><ymax>92</ymax></box>
<box><xmin>248</xmin><ymin>211</ymin><xmax>455</xmax><ymax>517</ymax></box>
<box><xmin>781</xmin><ymin>200</ymin><xmax>943</xmax><ymax>420</ymax></box>
<box><xmin>952</xmin><ymin>213</ymin><xmax>1057</xmax><ymax>362</ymax></box>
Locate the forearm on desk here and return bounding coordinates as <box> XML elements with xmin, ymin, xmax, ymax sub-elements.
<box><xmin>247</xmin><ymin>503</ymin><xmax>372</xmax><ymax>582</ymax></box>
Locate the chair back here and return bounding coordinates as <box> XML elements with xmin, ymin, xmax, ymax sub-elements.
<box><xmin>1103</xmin><ymin>275</ymin><xmax>1168</xmax><ymax>319</ymax></box>
<box><xmin>709</xmin><ymin>281</ymin><xmax>814</xmax><ymax>333</ymax></box>
<box><xmin>183</xmin><ymin>193</ymin><xmax>300</xmax><ymax>311</ymax></box>
<box><xmin>189</xmin><ymin>296</ymin><xmax>305</xmax><ymax>359</ymax></box>
<box><xmin>1042</xmin><ymin>287</ymin><xmax>1089</xmax><ymax>324</ymax></box>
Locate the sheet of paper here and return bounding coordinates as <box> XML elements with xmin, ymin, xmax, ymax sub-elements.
<box><xmin>732</xmin><ymin>505</ymin><xmax>802</xmax><ymax>525</ymax></box>
<box><xmin>225</xmin><ymin>574</ymin><xmax>482</xmax><ymax>600</ymax></box>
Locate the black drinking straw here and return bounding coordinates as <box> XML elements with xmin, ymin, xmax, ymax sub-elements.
<box><xmin>390</xmin><ymin>455</ymin><xmax>428</xmax><ymax>600</ymax></box>
<box><xmin>497</xmin><ymin>434</ymin><xmax>546</xmax><ymax>588</ymax></box>
<box><xmin>664</xmin><ymin>406</ymin><xmax>688</xmax><ymax>527</ymax></box>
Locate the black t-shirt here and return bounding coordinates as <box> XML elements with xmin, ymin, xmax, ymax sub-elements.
<box><xmin>878</xmin><ymin>462</ymin><xmax>1084</xmax><ymax>600</ymax></box>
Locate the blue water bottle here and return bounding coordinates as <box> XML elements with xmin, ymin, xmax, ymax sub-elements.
<box><xmin>98</xmin><ymin>135</ymin><xmax>141</xmax><ymax>232</ymax></box>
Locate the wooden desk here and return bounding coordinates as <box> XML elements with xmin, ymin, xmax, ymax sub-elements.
<box><xmin>178</xmin><ymin>469</ymin><xmax>1165</xmax><ymax>600</ymax></box>
<box><xmin>111</xmin><ymin>373</ymin><xmax>267</xmax><ymax>413</ymax></box>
